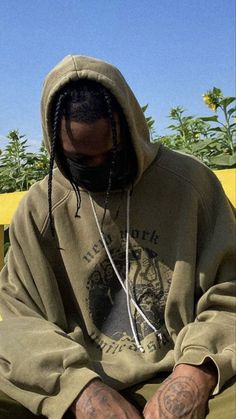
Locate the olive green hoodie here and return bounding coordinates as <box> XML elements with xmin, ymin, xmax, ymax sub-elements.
<box><xmin>0</xmin><ymin>55</ymin><xmax>235</xmax><ymax>419</ymax></box>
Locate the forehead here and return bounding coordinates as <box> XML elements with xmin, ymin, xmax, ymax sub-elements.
<box><xmin>60</xmin><ymin>117</ymin><xmax>113</xmax><ymax>153</ymax></box>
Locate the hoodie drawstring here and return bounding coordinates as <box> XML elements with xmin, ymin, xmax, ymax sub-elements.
<box><xmin>89</xmin><ymin>190</ymin><xmax>162</xmax><ymax>352</ymax></box>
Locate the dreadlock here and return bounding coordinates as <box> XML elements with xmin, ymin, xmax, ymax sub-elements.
<box><xmin>48</xmin><ymin>91</ymin><xmax>68</xmax><ymax>236</ymax></box>
<box><xmin>48</xmin><ymin>79</ymin><xmax>121</xmax><ymax>236</ymax></box>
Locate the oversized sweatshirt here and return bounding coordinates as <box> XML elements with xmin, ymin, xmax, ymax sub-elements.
<box><xmin>0</xmin><ymin>55</ymin><xmax>235</xmax><ymax>419</ymax></box>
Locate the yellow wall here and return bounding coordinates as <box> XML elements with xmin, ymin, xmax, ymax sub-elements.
<box><xmin>0</xmin><ymin>191</ymin><xmax>27</xmax><ymax>225</ymax></box>
<box><xmin>213</xmin><ymin>169</ymin><xmax>236</xmax><ymax>207</ymax></box>
<box><xmin>0</xmin><ymin>191</ymin><xmax>27</xmax><ymax>271</ymax></box>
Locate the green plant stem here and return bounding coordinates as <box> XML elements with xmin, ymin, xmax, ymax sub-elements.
<box><xmin>220</xmin><ymin>105</ymin><xmax>234</xmax><ymax>154</ymax></box>
<box><xmin>176</xmin><ymin>112</ymin><xmax>187</xmax><ymax>144</ymax></box>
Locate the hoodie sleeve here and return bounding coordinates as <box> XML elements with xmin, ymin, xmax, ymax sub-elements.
<box><xmin>173</xmin><ymin>171</ymin><xmax>236</xmax><ymax>395</ymax></box>
<box><xmin>0</xmin><ymin>199</ymin><xmax>100</xmax><ymax>419</ymax></box>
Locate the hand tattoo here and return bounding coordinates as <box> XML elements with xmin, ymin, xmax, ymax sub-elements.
<box><xmin>84</xmin><ymin>387</ymin><xmax>111</xmax><ymax>418</ymax></box>
<box><xmin>78</xmin><ymin>383</ymin><xmax>130</xmax><ymax>419</ymax></box>
<box><xmin>157</xmin><ymin>376</ymin><xmax>200</xmax><ymax>418</ymax></box>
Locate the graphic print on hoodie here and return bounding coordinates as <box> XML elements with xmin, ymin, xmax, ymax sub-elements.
<box><xmin>85</xmin><ymin>242</ymin><xmax>172</xmax><ymax>346</ymax></box>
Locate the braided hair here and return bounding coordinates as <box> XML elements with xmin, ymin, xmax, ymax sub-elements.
<box><xmin>48</xmin><ymin>80</ymin><xmax>122</xmax><ymax>236</ymax></box>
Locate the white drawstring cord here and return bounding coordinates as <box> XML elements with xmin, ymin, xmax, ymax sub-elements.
<box><xmin>89</xmin><ymin>190</ymin><xmax>162</xmax><ymax>352</ymax></box>
<box><xmin>125</xmin><ymin>190</ymin><xmax>145</xmax><ymax>352</ymax></box>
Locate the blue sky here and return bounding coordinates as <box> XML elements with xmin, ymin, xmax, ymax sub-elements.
<box><xmin>0</xmin><ymin>0</ymin><xmax>235</xmax><ymax>150</ymax></box>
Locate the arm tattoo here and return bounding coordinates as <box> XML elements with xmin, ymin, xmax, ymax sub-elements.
<box><xmin>157</xmin><ymin>376</ymin><xmax>199</xmax><ymax>418</ymax></box>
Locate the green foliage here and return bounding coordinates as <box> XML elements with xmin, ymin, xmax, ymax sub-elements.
<box><xmin>0</xmin><ymin>130</ymin><xmax>49</xmax><ymax>193</ymax></box>
<box><xmin>146</xmin><ymin>87</ymin><xmax>236</xmax><ymax>169</ymax></box>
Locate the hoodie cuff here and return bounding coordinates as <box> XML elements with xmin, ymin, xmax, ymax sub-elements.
<box><xmin>174</xmin><ymin>346</ymin><xmax>235</xmax><ymax>395</ymax></box>
<box><xmin>41</xmin><ymin>367</ymin><xmax>100</xmax><ymax>419</ymax></box>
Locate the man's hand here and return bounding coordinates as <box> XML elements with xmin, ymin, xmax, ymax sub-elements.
<box><xmin>71</xmin><ymin>378</ymin><xmax>143</xmax><ymax>418</ymax></box>
<box><xmin>143</xmin><ymin>363</ymin><xmax>217</xmax><ymax>419</ymax></box>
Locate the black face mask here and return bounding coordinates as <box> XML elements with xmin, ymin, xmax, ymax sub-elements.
<box><xmin>64</xmin><ymin>144</ymin><xmax>137</xmax><ymax>192</ymax></box>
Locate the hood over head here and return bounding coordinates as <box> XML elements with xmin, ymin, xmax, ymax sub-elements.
<box><xmin>41</xmin><ymin>55</ymin><xmax>160</xmax><ymax>184</ymax></box>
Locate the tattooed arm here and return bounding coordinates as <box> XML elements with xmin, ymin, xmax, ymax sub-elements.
<box><xmin>70</xmin><ymin>378</ymin><xmax>143</xmax><ymax>419</ymax></box>
<box><xmin>143</xmin><ymin>363</ymin><xmax>217</xmax><ymax>419</ymax></box>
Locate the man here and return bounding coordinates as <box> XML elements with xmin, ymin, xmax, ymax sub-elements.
<box><xmin>0</xmin><ymin>55</ymin><xmax>235</xmax><ymax>418</ymax></box>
